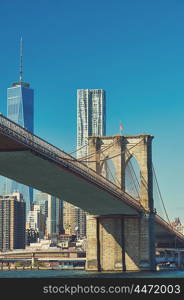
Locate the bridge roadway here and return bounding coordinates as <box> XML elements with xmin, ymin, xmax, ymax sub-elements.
<box><xmin>0</xmin><ymin>115</ymin><xmax>183</xmax><ymax>247</ymax></box>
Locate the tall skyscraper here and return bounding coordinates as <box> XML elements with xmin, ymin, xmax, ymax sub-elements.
<box><xmin>5</xmin><ymin>38</ymin><xmax>34</xmax><ymax>216</ymax></box>
<box><xmin>77</xmin><ymin>89</ymin><xmax>106</xmax><ymax>237</ymax></box>
<box><xmin>63</xmin><ymin>89</ymin><xmax>106</xmax><ymax>238</ymax></box>
<box><xmin>77</xmin><ymin>89</ymin><xmax>106</xmax><ymax>158</ymax></box>
<box><xmin>0</xmin><ymin>192</ymin><xmax>26</xmax><ymax>250</ymax></box>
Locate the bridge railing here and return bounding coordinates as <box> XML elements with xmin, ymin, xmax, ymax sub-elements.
<box><xmin>0</xmin><ymin>114</ymin><xmax>142</xmax><ymax>211</ymax></box>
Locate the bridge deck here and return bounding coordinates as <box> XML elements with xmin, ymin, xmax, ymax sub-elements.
<box><xmin>0</xmin><ymin>115</ymin><xmax>142</xmax><ymax>215</ymax></box>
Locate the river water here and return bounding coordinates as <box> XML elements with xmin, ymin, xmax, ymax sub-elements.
<box><xmin>0</xmin><ymin>269</ymin><xmax>184</xmax><ymax>278</ymax></box>
<box><xmin>1</xmin><ymin>269</ymin><xmax>184</xmax><ymax>298</ymax></box>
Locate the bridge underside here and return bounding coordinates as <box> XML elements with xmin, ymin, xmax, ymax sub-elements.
<box><xmin>0</xmin><ymin>146</ymin><xmax>138</xmax><ymax>216</ymax></box>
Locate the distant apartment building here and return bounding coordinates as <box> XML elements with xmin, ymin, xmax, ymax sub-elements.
<box><xmin>63</xmin><ymin>202</ymin><xmax>78</xmax><ymax>235</ymax></box>
<box><xmin>47</xmin><ymin>195</ymin><xmax>63</xmax><ymax>237</ymax></box>
<box><xmin>34</xmin><ymin>191</ymin><xmax>48</xmax><ymax>217</ymax></box>
<box><xmin>0</xmin><ymin>192</ymin><xmax>26</xmax><ymax>250</ymax></box>
<box><xmin>63</xmin><ymin>89</ymin><xmax>106</xmax><ymax>238</ymax></box>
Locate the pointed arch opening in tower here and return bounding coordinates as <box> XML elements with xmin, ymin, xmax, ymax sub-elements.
<box><xmin>125</xmin><ymin>156</ymin><xmax>141</xmax><ymax>200</ymax></box>
<box><xmin>102</xmin><ymin>158</ymin><xmax>116</xmax><ymax>185</ymax></box>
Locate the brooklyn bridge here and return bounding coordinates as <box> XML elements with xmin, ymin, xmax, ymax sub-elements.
<box><xmin>0</xmin><ymin>114</ymin><xmax>183</xmax><ymax>271</ymax></box>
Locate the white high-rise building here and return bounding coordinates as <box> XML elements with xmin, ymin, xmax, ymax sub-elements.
<box><xmin>64</xmin><ymin>89</ymin><xmax>106</xmax><ymax>238</ymax></box>
<box><xmin>77</xmin><ymin>89</ymin><xmax>106</xmax><ymax>159</ymax></box>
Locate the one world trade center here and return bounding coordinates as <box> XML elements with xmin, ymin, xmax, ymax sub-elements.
<box><xmin>5</xmin><ymin>38</ymin><xmax>34</xmax><ymax>216</ymax></box>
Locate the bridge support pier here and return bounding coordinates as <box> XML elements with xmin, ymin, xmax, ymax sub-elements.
<box><xmin>86</xmin><ymin>134</ymin><xmax>156</xmax><ymax>272</ymax></box>
<box><xmin>86</xmin><ymin>213</ymin><xmax>155</xmax><ymax>272</ymax></box>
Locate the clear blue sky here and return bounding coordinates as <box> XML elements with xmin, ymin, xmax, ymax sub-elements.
<box><xmin>0</xmin><ymin>0</ymin><xmax>184</xmax><ymax>221</ymax></box>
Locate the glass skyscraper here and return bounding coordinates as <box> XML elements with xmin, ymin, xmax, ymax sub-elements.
<box><xmin>5</xmin><ymin>39</ymin><xmax>34</xmax><ymax>217</ymax></box>
<box><xmin>7</xmin><ymin>82</ymin><xmax>34</xmax><ymax>131</ymax></box>
<box><xmin>6</xmin><ymin>82</ymin><xmax>34</xmax><ymax>216</ymax></box>
<box><xmin>47</xmin><ymin>196</ymin><xmax>63</xmax><ymax>237</ymax></box>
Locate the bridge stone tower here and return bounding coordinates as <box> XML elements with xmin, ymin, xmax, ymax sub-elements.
<box><xmin>86</xmin><ymin>134</ymin><xmax>156</xmax><ymax>271</ymax></box>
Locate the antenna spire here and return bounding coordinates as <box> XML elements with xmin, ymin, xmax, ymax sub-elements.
<box><xmin>20</xmin><ymin>37</ymin><xmax>23</xmax><ymax>83</ymax></box>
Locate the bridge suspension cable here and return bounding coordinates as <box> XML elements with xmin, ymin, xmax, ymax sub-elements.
<box><xmin>65</xmin><ymin>139</ymin><xmax>144</xmax><ymax>204</ymax></box>
<box><xmin>152</xmin><ymin>164</ymin><xmax>171</xmax><ymax>225</ymax></box>
<box><xmin>59</xmin><ymin>138</ymin><xmax>144</xmax><ymax>164</ymax></box>
<box><xmin>67</xmin><ymin>134</ymin><xmax>179</xmax><ymax>233</ymax></box>
<box><xmin>68</xmin><ymin>143</ymin><xmax>88</xmax><ymax>155</ymax></box>
<box><xmin>78</xmin><ymin>140</ymin><xmax>115</xmax><ymax>162</ymax></box>
<box><xmin>99</xmin><ymin>147</ymin><xmax>141</xmax><ymax>201</ymax></box>
<box><xmin>77</xmin><ymin>139</ymin><xmax>144</xmax><ymax>163</ymax></box>
<box><xmin>101</xmin><ymin>151</ymin><xmax>118</xmax><ymax>185</ymax></box>
<box><xmin>67</xmin><ymin>141</ymin><xmax>115</xmax><ymax>162</ymax></box>
<box><xmin>124</xmin><ymin>148</ymin><xmax>141</xmax><ymax>200</ymax></box>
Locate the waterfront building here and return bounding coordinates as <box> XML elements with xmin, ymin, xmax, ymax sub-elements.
<box><xmin>26</xmin><ymin>228</ymin><xmax>39</xmax><ymax>245</ymax></box>
<box><xmin>47</xmin><ymin>195</ymin><xmax>64</xmax><ymax>238</ymax></box>
<box><xmin>57</xmin><ymin>234</ymin><xmax>77</xmax><ymax>249</ymax></box>
<box><xmin>64</xmin><ymin>89</ymin><xmax>106</xmax><ymax>238</ymax></box>
<box><xmin>5</xmin><ymin>38</ymin><xmax>34</xmax><ymax>216</ymax></box>
<box><xmin>0</xmin><ymin>192</ymin><xmax>26</xmax><ymax>250</ymax></box>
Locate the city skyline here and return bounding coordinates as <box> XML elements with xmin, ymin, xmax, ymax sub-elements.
<box><xmin>0</xmin><ymin>0</ymin><xmax>184</xmax><ymax>222</ymax></box>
